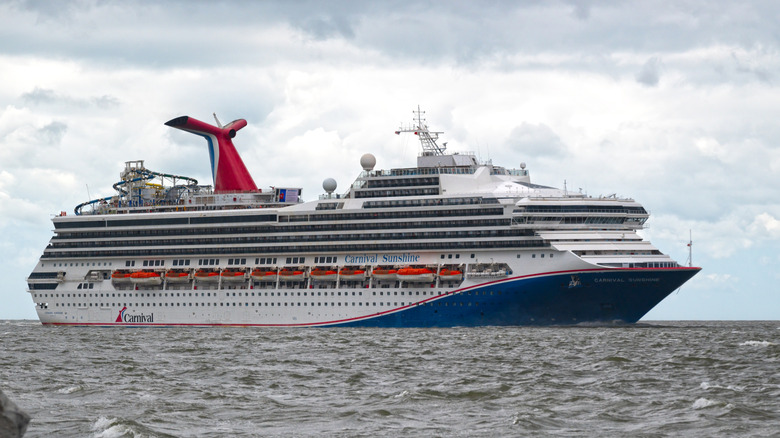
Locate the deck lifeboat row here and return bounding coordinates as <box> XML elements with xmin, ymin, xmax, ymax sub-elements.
<box><xmin>110</xmin><ymin>266</ymin><xmax>464</xmax><ymax>284</ymax></box>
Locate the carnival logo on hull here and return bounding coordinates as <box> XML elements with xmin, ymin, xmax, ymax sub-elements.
<box><xmin>115</xmin><ymin>306</ymin><xmax>154</xmax><ymax>323</ymax></box>
<box><xmin>115</xmin><ymin>306</ymin><xmax>127</xmax><ymax>322</ymax></box>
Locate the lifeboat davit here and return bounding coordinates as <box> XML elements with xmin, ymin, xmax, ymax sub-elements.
<box><xmin>111</xmin><ymin>271</ymin><xmax>133</xmax><ymax>283</ymax></box>
<box><xmin>310</xmin><ymin>269</ymin><xmax>338</xmax><ymax>281</ymax></box>
<box><xmin>221</xmin><ymin>269</ymin><xmax>247</xmax><ymax>282</ymax></box>
<box><xmin>250</xmin><ymin>269</ymin><xmax>277</xmax><ymax>281</ymax></box>
<box><xmin>438</xmin><ymin>269</ymin><xmax>463</xmax><ymax>281</ymax></box>
<box><xmin>194</xmin><ymin>270</ymin><xmax>220</xmax><ymax>282</ymax></box>
<box><xmin>278</xmin><ymin>269</ymin><xmax>306</xmax><ymax>281</ymax></box>
<box><xmin>397</xmin><ymin>267</ymin><xmax>435</xmax><ymax>282</ymax></box>
<box><xmin>371</xmin><ymin>268</ymin><xmax>398</xmax><ymax>280</ymax></box>
<box><xmin>165</xmin><ymin>270</ymin><xmax>191</xmax><ymax>283</ymax></box>
<box><xmin>338</xmin><ymin>269</ymin><xmax>366</xmax><ymax>280</ymax></box>
<box><xmin>130</xmin><ymin>271</ymin><xmax>162</xmax><ymax>285</ymax></box>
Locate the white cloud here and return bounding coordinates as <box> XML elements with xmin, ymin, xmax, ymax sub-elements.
<box><xmin>749</xmin><ymin>213</ymin><xmax>780</xmax><ymax>239</ymax></box>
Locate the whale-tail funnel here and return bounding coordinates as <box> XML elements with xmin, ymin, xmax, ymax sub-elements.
<box><xmin>165</xmin><ymin>115</ymin><xmax>258</xmax><ymax>192</ymax></box>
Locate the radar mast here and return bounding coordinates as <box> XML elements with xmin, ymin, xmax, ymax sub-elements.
<box><xmin>395</xmin><ymin>105</ymin><xmax>447</xmax><ymax>156</ymax></box>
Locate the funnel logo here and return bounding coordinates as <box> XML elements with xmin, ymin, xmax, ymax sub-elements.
<box><xmin>115</xmin><ymin>306</ymin><xmax>154</xmax><ymax>323</ymax></box>
<box><xmin>116</xmin><ymin>306</ymin><xmax>127</xmax><ymax>322</ymax></box>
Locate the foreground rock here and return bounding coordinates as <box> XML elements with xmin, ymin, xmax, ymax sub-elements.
<box><xmin>0</xmin><ymin>390</ymin><xmax>30</xmax><ymax>438</ymax></box>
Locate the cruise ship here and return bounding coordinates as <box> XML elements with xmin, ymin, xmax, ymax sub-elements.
<box><xmin>27</xmin><ymin>109</ymin><xmax>700</xmax><ymax>327</ymax></box>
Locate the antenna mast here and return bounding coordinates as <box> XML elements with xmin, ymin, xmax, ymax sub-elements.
<box><xmin>686</xmin><ymin>230</ymin><xmax>693</xmax><ymax>267</ymax></box>
<box><xmin>395</xmin><ymin>105</ymin><xmax>447</xmax><ymax>155</ymax></box>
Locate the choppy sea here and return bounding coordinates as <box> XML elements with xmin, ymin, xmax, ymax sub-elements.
<box><xmin>1</xmin><ymin>320</ymin><xmax>778</xmax><ymax>437</ymax></box>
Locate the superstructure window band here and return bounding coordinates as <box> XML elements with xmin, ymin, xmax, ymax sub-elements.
<box><xmin>41</xmin><ymin>238</ymin><xmax>546</xmax><ymax>258</ymax></box>
<box><xmin>53</xmin><ymin>214</ymin><xmax>278</xmax><ymax>229</ymax></box>
<box><xmin>53</xmin><ymin>218</ymin><xmax>513</xmax><ymax>240</ymax></box>
<box><xmin>46</xmin><ymin>229</ymin><xmax>533</xmax><ymax>250</ymax></box>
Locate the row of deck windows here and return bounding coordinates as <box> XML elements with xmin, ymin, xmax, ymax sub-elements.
<box><xmin>516</xmin><ymin>253</ymin><xmax>556</xmax><ymax>258</ymax></box>
<box><xmin>52</xmin><ymin>300</ymin><xmax>487</xmax><ymax>308</ymax></box>
<box><xmin>43</xmin><ymin>239</ymin><xmax>543</xmax><ymax>259</ymax></box>
<box><xmin>227</xmin><ymin>258</ymin><xmax>247</xmax><ymax>265</ymax></box>
<box><xmin>36</xmin><ymin>289</ymin><xmax>474</xmax><ymax>298</ymax></box>
<box><xmin>256</xmin><ymin>257</ymin><xmax>278</xmax><ymax>265</ymax></box>
<box><xmin>53</xmin><ymin>218</ymin><xmax>513</xmax><ymax>240</ymax></box>
<box><xmin>362</xmin><ymin>197</ymin><xmax>497</xmax><ymax>209</ymax></box>
<box><xmin>48</xmin><ymin>229</ymin><xmax>529</xmax><ymax>250</ymax></box>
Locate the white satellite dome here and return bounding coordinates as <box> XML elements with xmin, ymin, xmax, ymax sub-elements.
<box><xmin>322</xmin><ymin>178</ymin><xmax>337</xmax><ymax>194</ymax></box>
<box><xmin>360</xmin><ymin>153</ymin><xmax>376</xmax><ymax>171</ymax></box>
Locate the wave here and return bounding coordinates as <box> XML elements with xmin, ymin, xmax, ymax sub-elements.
<box><xmin>57</xmin><ymin>385</ymin><xmax>84</xmax><ymax>394</ymax></box>
<box><xmin>91</xmin><ymin>416</ymin><xmax>174</xmax><ymax>438</ymax></box>
<box><xmin>739</xmin><ymin>340</ymin><xmax>776</xmax><ymax>347</ymax></box>
<box><xmin>692</xmin><ymin>397</ymin><xmax>721</xmax><ymax>409</ymax></box>
<box><xmin>700</xmin><ymin>381</ymin><xmax>742</xmax><ymax>392</ymax></box>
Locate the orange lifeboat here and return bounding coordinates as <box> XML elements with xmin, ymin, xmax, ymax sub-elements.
<box><xmin>339</xmin><ymin>268</ymin><xmax>366</xmax><ymax>281</ymax></box>
<box><xmin>221</xmin><ymin>269</ymin><xmax>247</xmax><ymax>282</ymax></box>
<box><xmin>371</xmin><ymin>268</ymin><xmax>398</xmax><ymax>280</ymax></box>
<box><xmin>111</xmin><ymin>270</ymin><xmax>133</xmax><ymax>283</ymax></box>
<box><xmin>311</xmin><ymin>268</ymin><xmax>338</xmax><ymax>281</ymax></box>
<box><xmin>194</xmin><ymin>270</ymin><xmax>220</xmax><ymax>283</ymax></box>
<box><xmin>397</xmin><ymin>267</ymin><xmax>435</xmax><ymax>282</ymax></box>
<box><xmin>278</xmin><ymin>269</ymin><xmax>306</xmax><ymax>281</ymax></box>
<box><xmin>164</xmin><ymin>270</ymin><xmax>191</xmax><ymax>283</ymax></box>
<box><xmin>129</xmin><ymin>270</ymin><xmax>162</xmax><ymax>285</ymax></box>
<box><xmin>251</xmin><ymin>269</ymin><xmax>277</xmax><ymax>281</ymax></box>
<box><xmin>439</xmin><ymin>269</ymin><xmax>463</xmax><ymax>281</ymax></box>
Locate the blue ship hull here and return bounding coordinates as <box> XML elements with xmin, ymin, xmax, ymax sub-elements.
<box><xmin>336</xmin><ymin>267</ymin><xmax>701</xmax><ymax>327</ymax></box>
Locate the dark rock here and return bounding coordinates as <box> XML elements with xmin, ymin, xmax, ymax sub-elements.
<box><xmin>0</xmin><ymin>390</ymin><xmax>30</xmax><ymax>438</ymax></box>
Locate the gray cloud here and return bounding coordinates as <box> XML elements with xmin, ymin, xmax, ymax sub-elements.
<box><xmin>36</xmin><ymin>121</ymin><xmax>67</xmax><ymax>145</ymax></box>
<box><xmin>20</xmin><ymin>87</ymin><xmax>120</xmax><ymax>109</ymax></box>
<box><xmin>507</xmin><ymin>122</ymin><xmax>566</xmax><ymax>158</ymax></box>
<box><xmin>3</xmin><ymin>1</ymin><xmax>778</xmax><ymax>74</ymax></box>
<box><xmin>731</xmin><ymin>50</ymin><xmax>773</xmax><ymax>83</ymax></box>
<box><xmin>296</xmin><ymin>15</ymin><xmax>356</xmax><ymax>40</ymax></box>
<box><xmin>636</xmin><ymin>56</ymin><xmax>662</xmax><ymax>86</ymax></box>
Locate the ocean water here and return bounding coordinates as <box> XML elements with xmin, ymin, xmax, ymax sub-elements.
<box><xmin>1</xmin><ymin>320</ymin><xmax>778</xmax><ymax>437</ymax></box>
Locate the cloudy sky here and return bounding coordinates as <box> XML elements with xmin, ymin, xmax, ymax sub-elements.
<box><xmin>1</xmin><ymin>0</ymin><xmax>778</xmax><ymax>320</ymax></box>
